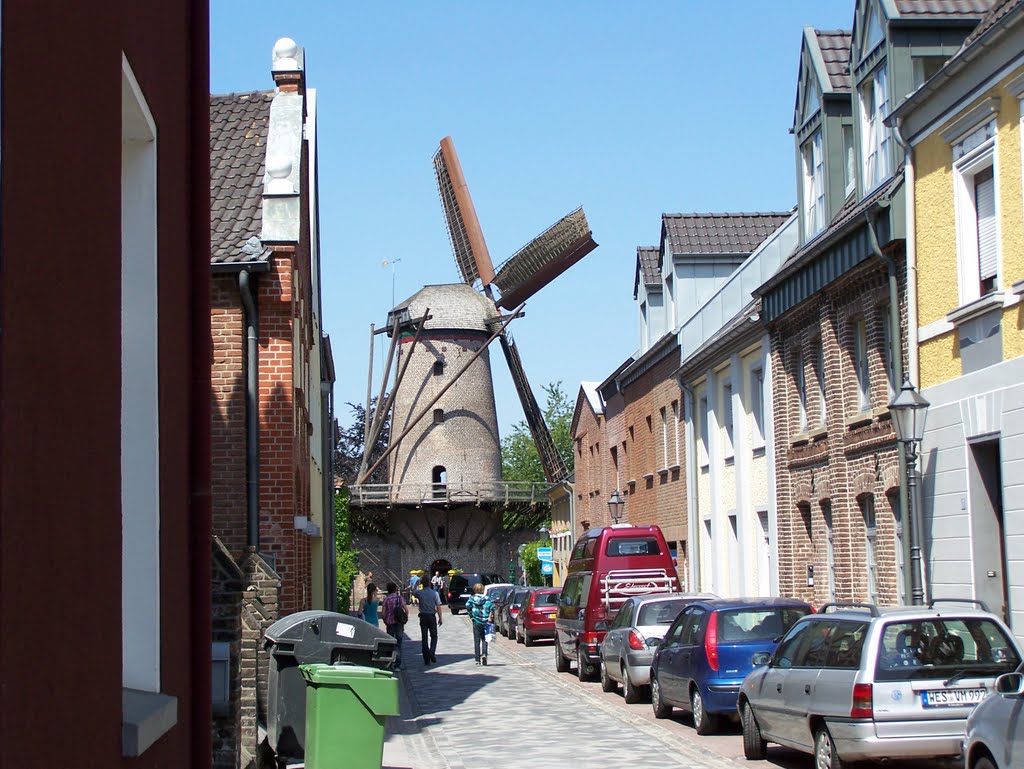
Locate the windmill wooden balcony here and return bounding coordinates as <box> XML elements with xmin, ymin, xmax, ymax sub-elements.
<box><xmin>348</xmin><ymin>480</ymin><xmax>551</xmax><ymax>508</ymax></box>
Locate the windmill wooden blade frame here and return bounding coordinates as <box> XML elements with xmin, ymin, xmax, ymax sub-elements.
<box><xmin>492</xmin><ymin>207</ymin><xmax>597</xmax><ymax>310</ymax></box>
<box><xmin>433</xmin><ymin>136</ymin><xmax>495</xmax><ymax>286</ymax></box>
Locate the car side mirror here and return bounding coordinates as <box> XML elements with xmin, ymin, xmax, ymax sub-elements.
<box><xmin>595</xmin><ymin>621</ymin><xmax>609</xmax><ymax>632</ymax></box>
<box><xmin>577</xmin><ymin>609</ymin><xmax>585</xmax><ymax>621</ymax></box>
<box><xmin>996</xmin><ymin>672</ymin><xmax>1024</xmax><ymax>696</ymax></box>
<box><xmin>646</xmin><ymin>637</ymin><xmax>662</xmax><ymax>648</ymax></box>
<box><xmin>752</xmin><ymin>651</ymin><xmax>772</xmax><ymax>667</ymax></box>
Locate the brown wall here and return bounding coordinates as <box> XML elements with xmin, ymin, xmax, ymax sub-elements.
<box><xmin>0</xmin><ymin>2</ymin><xmax>208</xmax><ymax>766</ymax></box>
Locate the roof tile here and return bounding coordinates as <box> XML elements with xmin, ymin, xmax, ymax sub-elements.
<box><xmin>662</xmin><ymin>212</ymin><xmax>791</xmax><ymax>256</ymax></box>
<box><xmin>814</xmin><ymin>30</ymin><xmax>852</xmax><ymax>91</ymax></box>
<box><xmin>894</xmin><ymin>0</ymin><xmax>995</xmax><ymax>17</ymax></box>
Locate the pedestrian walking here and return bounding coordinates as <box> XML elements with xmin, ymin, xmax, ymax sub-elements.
<box><xmin>466</xmin><ymin>583</ymin><xmax>494</xmax><ymax>666</ymax></box>
<box><xmin>417</xmin><ymin>582</ymin><xmax>443</xmax><ymax>665</ymax></box>
<box><xmin>358</xmin><ymin>583</ymin><xmax>379</xmax><ymax>626</ymax></box>
<box><xmin>381</xmin><ymin>582</ymin><xmax>408</xmax><ymax>670</ymax></box>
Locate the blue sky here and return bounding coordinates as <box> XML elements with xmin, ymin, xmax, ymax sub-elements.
<box><xmin>210</xmin><ymin>2</ymin><xmax>852</xmax><ymax>439</ymax></box>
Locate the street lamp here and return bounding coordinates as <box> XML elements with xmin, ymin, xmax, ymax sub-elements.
<box><xmin>889</xmin><ymin>377</ymin><xmax>930</xmax><ymax>605</ymax></box>
<box><xmin>607</xmin><ymin>490</ymin><xmax>625</xmax><ymax>524</ymax></box>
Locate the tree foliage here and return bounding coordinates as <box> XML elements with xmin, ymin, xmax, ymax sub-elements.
<box><xmin>334</xmin><ymin>399</ymin><xmax>390</xmax><ymax>486</ymax></box>
<box><xmin>520</xmin><ymin>539</ymin><xmax>550</xmax><ymax>586</ymax></box>
<box><xmin>334</xmin><ymin>489</ymin><xmax>360</xmax><ymax>610</ymax></box>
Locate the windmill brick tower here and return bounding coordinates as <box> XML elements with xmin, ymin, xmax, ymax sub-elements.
<box><xmin>349</xmin><ymin>136</ymin><xmax>597</xmax><ymax>588</ymax></box>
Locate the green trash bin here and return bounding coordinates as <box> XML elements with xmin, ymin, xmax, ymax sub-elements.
<box><xmin>300</xmin><ymin>663</ymin><xmax>400</xmax><ymax>769</ymax></box>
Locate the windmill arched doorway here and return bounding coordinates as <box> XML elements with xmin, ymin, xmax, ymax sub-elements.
<box><xmin>432</xmin><ymin>465</ymin><xmax>447</xmax><ymax>499</ymax></box>
<box><xmin>429</xmin><ymin>558</ymin><xmax>452</xmax><ymax>603</ymax></box>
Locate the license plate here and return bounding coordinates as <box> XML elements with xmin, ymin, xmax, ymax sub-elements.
<box><xmin>922</xmin><ymin>688</ymin><xmax>986</xmax><ymax>707</ymax></box>
<box><xmin>548</xmin><ymin>613</ymin><xmax>557</xmax><ymax>619</ymax></box>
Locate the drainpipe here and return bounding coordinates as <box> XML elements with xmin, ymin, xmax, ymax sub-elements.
<box><xmin>892</xmin><ymin>120</ymin><xmax>919</xmax><ymax>387</ymax></box>
<box><xmin>865</xmin><ymin>210</ymin><xmax>914</xmax><ymax>605</ymax></box>
<box><xmin>239</xmin><ymin>269</ymin><xmax>260</xmax><ymax>551</ymax></box>
<box><xmin>677</xmin><ymin>375</ymin><xmax>699</xmax><ymax>594</ymax></box>
<box><xmin>321</xmin><ymin>377</ymin><xmax>334</xmax><ymax>610</ymax></box>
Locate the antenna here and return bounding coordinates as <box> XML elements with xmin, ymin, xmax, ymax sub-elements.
<box><xmin>382</xmin><ymin>258</ymin><xmax>402</xmax><ymax>307</ymax></box>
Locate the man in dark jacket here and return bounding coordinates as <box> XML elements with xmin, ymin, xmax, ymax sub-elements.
<box><xmin>381</xmin><ymin>582</ymin><xmax>407</xmax><ymax>670</ymax></box>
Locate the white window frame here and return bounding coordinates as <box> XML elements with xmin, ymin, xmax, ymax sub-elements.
<box><xmin>660</xmin><ymin>406</ymin><xmax>669</xmax><ymax>469</ymax></box>
<box><xmin>722</xmin><ymin>381</ymin><xmax>734</xmax><ymax>460</ymax></box>
<box><xmin>796</xmin><ymin>352</ymin><xmax>808</xmax><ymax>433</ymax></box>
<box><xmin>853</xmin><ymin>319</ymin><xmax>871</xmax><ymax>412</ymax></box>
<box><xmin>122</xmin><ymin>55</ymin><xmax>161</xmax><ymax>693</ymax></box>
<box><xmin>861</xmin><ymin>496</ymin><xmax>878</xmax><ymax>604</ymax></box>
<box><xmin>843</xmin><ymin>124</ymin><xmax>856</xmax><ymax>196</ymax></box>
<box><xmin>952</xmin><ymin>132</ymin><xmax>1000</xmax><ymax>306</ymax></box>
<box><xmin>860</xmin><ymin>64</ymin><xmax>891</xmax><ymax>193</ymax></box>
<box><xmin>750</xmin><ymin>367</ymin><xmax>765</xmax><ymax>450</ymax></box>
<box><xmin>671</xmin><ymin>400</ymin><xmax>680</xmax><ymax>467</ymax></box>
<box><xmin>698</xmin><ymin>394</ymin><xmax>710</xmax><ymax>468</ymax></box>
<box><xmin>891</xmin><ymin>493</ymin><xmax>906</xmax><ymax>603</ymax></box>
<box><xmin>802</xmin><ymin>129</ymin><xmax>825</xmax><ymax>238</ymax></box>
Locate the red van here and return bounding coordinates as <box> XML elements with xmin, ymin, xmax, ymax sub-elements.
<box><xmin>554</xmin><ymin>524</ymin><xmax>679</xmax><ymax>681</ymax></box>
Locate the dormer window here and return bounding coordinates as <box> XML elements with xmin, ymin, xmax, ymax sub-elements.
<box><xmin>860</xmin><ymin>64</ymin><xmax>891</xmax><ymax>192</ymax></box>
<box><xmin>802</xmin><ymin>130</ymin><xmax>825</xmax><ymax>238</ymax></box>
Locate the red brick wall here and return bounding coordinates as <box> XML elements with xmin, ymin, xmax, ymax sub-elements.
<box><xmin>573</xmin><ymin>400</ymin><xmax>606</xmax><ymax>531</ymax></box>
<box><xmin>771</xmin><ymin>251</ymin><xmax>907</xmax><ymax>606</ymax></box>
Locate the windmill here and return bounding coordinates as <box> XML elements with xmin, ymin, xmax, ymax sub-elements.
<box><xmin>355</xmin><ymin>136</ymin><xmax>597</xmax><ymax>495</ymax></box>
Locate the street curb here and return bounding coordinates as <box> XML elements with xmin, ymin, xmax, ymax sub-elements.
<box><xmin>489</xmin><ymin>633</ymin><xmax>748</xmax><ymax>769</ymax></box>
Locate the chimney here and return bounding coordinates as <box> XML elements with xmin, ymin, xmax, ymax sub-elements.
<box><xmin>271</xmin><ymin>37</ymin><xmax>304</xmax><ymax>93</ymax></box>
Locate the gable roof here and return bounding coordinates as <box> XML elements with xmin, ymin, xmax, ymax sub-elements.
<box><xmin>210</xmin><ymin>90</ymin><xmax>274</xmax><ymax>265</ymax></box>
<box><xmin>959</xmin><ymin>0</ymin><xmax>1021</xmax><ymax>46</ymax></box>
<box><xmin>570</xmin><ymin>381</ymin><xmax>604</xmax><ymax>437</ymax></box>
<box><xmin>633</xmin><ymin>246</ymin><xmax>661</xmax><ymax>299</ymax></box>
<box><xmin>814</xmin><ymin>30</ymin><xmax>853</xmax><ymax>91</ymax></box>
<box><xmin>662</xmin><ymin>213</ymin><xmax>791</xmax><ymax>256</ymax></box>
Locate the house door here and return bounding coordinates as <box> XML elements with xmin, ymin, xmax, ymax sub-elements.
<box><xmin>968</xmin><ymin>439</ymin><xmax>1008</xmax><ymax>620</ymax></box>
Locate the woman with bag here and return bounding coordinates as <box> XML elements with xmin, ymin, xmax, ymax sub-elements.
<box><xmin>381</xmin><ymin>582</ymin><xmax>408</xmax><ymax>670</ymax></box>
<box><xmin>466</xmin><ymin>583</ymin><xmax>494</xmax><ymax>666</ymax></box>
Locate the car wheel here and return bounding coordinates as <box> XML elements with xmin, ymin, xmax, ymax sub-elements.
<box><xmin>814</xmin><ymin>728</ymin><xmax>846</xmax><ymax>769</ymax></box>
<box><xmin>577</xmin><ymin>647</ymin><xmax>597</xmax><ymax>681</ymax></box>
<box><xmin>622</xmin><ymin>664</ymin><xmax>643</xmax><ymax>704</ymax></box>
<box><xmin>741</xmin><ymin>701</ymin><xmax>767</xmax><ymax>760</ymax></box>
<box><xmin>972</xmin><ymin>758</ymin><xmax>996</xmax><ymax>769</ymax></box>
<box><xmin>600</xmin><ymin>659</ymin><xmax>617</xmax><ymax>692</ymax></box>
<box><xmin>691</xmin><ymin>686</ymin><xmax>718</xmax><ymax>735</ymax></box>
<box><xmin>524</xmin><ymin>632</ymin><xmax>535</xmax><ymax>647</ymax></box>
<box><xmin>651</xmin><ymin>674</ymin><xmax>672</xmax><ymax>719</ymax></box>
<box><xmin>554</xmin><ymin>640</ymin><xmax>570</xmax><ymax>673</ymax></box>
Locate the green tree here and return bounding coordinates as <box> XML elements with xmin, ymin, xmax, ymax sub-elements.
<box><xmin>520</xmin><ymin>539</ymin><xmax>550</xmax><ymax>586</ymax></box>
<box><xmin>334</xmin><ymin>489</ymin><xmax>360</xmax><ymax>610</ymax></box>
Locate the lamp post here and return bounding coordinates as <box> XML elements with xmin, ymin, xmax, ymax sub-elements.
<box><xmin>889</xmin><ymin>377</ymin><xmax>930</xmax><ymax>606</ymax></box>
<box><xmin>607</xmin><ymin>490</ymin><xmax>625</xmax><ymax>524</ymax></box>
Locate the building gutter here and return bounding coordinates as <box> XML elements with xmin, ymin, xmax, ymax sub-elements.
<box><xmin>239</xmin><ymin>269</ymin><xmax>260</xmax><ymax>551</ymax></box>
<box><xmin>891</xmin><ymin>121</ymin><xmax>919</xmax><ymax>388</ymax></box>
<box><xmin>188</xmin><ymin>0</ymin><xmax>213</xmax><ymax>765</ymax></box>
<box><xmin>320</xmin><ymin>336</ymin><xmax>336</xmax><ymax>610</ymax></box>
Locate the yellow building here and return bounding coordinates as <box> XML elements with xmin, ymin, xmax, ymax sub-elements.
<box><xmin>890</xmin><ymin>0</ymin><xmax>1024</xmax><ymax>639</ymax></box>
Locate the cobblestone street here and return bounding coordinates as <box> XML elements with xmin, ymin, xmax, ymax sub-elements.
<box><xmin>382</xmin><ymin>614</ymin><xmax>772</xmax><ymax>769</ymax></box>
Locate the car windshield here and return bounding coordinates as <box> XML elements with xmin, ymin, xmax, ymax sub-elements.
<box><xmin>638</xmin><ymin>599</ymin><xmax>690</xmax><ymax>627</ymax></box>
<box><xmin>718</xmin><ymin>608</ymin><xmax>809</xmax><ymax>643</ymax></box>
<box><xmin>875</xmin><ymin>617</ymin><xmax>1021</xmax><ymax>681</ymax></box>
<box><xmin>606</xmin><ymin>537</ymin><xmax>661</xmax><ymax>556</ymax></box>
<box><xmin>533</xmin><ymin>592</ymin><xmax>559</xmax><ymax>607</ymax></box>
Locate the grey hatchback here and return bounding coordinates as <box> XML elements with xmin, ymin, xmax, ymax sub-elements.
<box><xmin>599</xmin><ymin>593</ymin><xmax>713</xmax><ymax>703</ymax></box>
<box><xmin>738</xmin><ymin>601</ymin><xmax>1022</xmax><ymax>768</ymax></box>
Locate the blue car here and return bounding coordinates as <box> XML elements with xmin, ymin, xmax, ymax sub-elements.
<box><xmin>650</xmin><ymin>597</ymin><xmax>811</xmax><ymax>734</ymax></box>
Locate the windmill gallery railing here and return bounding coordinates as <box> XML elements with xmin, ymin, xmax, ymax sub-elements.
<box><xmin>348</xmin><ymin>480</ymin><xmax>552</xmax><ymax>507</ymax></box>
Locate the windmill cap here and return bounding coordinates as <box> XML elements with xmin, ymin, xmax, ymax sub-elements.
<box><xmin>388</xmin><ymin>283</ymin><xmax>497</xmax><ymax>333</ymax></box>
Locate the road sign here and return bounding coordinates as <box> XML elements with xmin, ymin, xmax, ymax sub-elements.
<box><xmin>536</xmin><ymin>546</ymin><xmax>553</xmax><ymax>561</ymax></box>
<box><xmin>541</xmin><ymin>561</ymin><xmax>553</xmax><ymax>575</ymax></box>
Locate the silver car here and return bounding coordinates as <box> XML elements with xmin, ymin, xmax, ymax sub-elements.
<box><xmin>738</xmin><ymin>602</ymin><xmax>1022</xmax><ymax>768</ymax></box>
<box><xmin>599</xmin><ymin>593</ymin><xmax>712</xmax><ymax>703</ymax></box>
<box><xmin>964</xmin><ymin>667</ymin><xmax>1024</xmax><ymax>769</ymax></box>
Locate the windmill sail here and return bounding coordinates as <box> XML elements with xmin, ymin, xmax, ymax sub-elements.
<box><xmin>433</xmin><ymin>136</ymin><xmax>495</xmax><ymax>286</ymax></box>
<box><xmin>499</xmin><ymin>331</ymin><xmax>568</xmax><ymax>484</ymax></box>
<box><xmin>492</xmin><ymin>207</ymin><xmax>597</xmax><ymax>310</ymax></box>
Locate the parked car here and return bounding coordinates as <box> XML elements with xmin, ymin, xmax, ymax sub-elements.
<box><xmin>965</xmin><ymin>665</ymin><xmax>1024</xmax><ymax>769</ymax></box>
<box><xmin>501</xmin><ymin>586</ymin><xmax>535</xmax><ymax>637</ymax></box>
<box><xmin>600</xmin><ymin>593</ymin><xmax>715</xmax><ymax>703</ymax></box>
<box><xmin>488</xmin><ymin>585</ymin><xmax>515</xmax><ymax>628</ymax></box>
<box><xmin>447</xmin><ymin>573</ymin><xmax>495</xmax><ymax>615</ymax></box>
<box><xmin>737</xmin><ymin>601</ymin><xmax>1022</xmax><ymax>768</ymax></box>
<box><xmin>555</xmin><ymin>524</ymin><xmax>679</xmax><ymax>682</ymax></box>
<box><xmin>483</xmin><ymin>582</ymin><xmax>513</xmax><ymax>599</ymax></box>
<box><xmin>651</xmin><ymin>597</ymin><xmax>811</xmax><ymax>734</ymax></box>
<box><xmin>516</xmin><ymin>587</ymin><xmax>561</xmax><ymax>646</ymax></box>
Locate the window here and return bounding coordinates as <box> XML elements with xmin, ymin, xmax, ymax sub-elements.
<box><xmin>802</xmin><ymin>130</ymin><xmax>825</xmax><ymax>237</ymax></box>
<box><xmin>843</xmin><ymin>124</ymin><xmax>856</xmax><ymax>195</ymax></box>
<box><xmin>875</xmin><ymin>618</ymin><xmax>1020</xmax><ymax>681</ymax></box>
<box><xmin>671</xmin><ymin>400</ymin><xmax>680</xmax><ymax>466</ymax></box>
<box><xmin>611</xmin><ymin>445</ymin><xmax>620</xmax><ymax>490</ymax></box>
<box><xmin>815</xmin><ymin>343</ymin><xmax>827</xmax><ymax>427</ymax></box>
<box><xmin>796</xmin><ymin>352</ymin><xmax>808</xmax><ymax>432</ymax></box>
<box><xmin>122</xmin><ymin>55</ymin><xmax>161</xmax><ymax>694</ymax></box>
<box><xmin>660</xmin><ymin>406</ymin><xmax>669</xmax><ymax>468</ymax></box>
<box><xmin>890</xmin><ymin>493</ymin><xmax>906</xmax><ymax>603</ymax></box>
<box><xmin>853</xmin><ymin>319</ymin><xmax>871</xmax><ymax>412</ymax></box>
<box><xmin>825</xmin><ymin>621</ymin><xmax>868</xmax><ymax>668</ymax></box>
<box><xmin>607</xmin><ymin>537</ymin><xmax>661</xmax><ymax>556</ymax></box>
<box><xmin>680</xmin><ymin>607</ymin><xmax>706</xmax><ymax>646</ymax></box>
<box><xmin>433</xmin><ymin>360</ymin><xmax>444</xmax><ymax>376</ymax></box>
<box><xmin>861</xmin><ymin>496</ymin><xmax>878</xmax><ymax>604</ymax></box>
<box><xmin>722</xmin><ymin>382</ymin><xmax>734</xmax><ymax>458</ymax></box>
<box><xmin>860</xmin><ymin>64</ymin><xmax>891</xmax><ymax>191</ymax></box>
<box><xmin>824</xmin><ymin>504</ymin><xmax>836</xmax><ymax>601</ymax></box>
<box><xmin>666</xmin><ymin>273</ymin><xmax>676</xmax><ymax>330</ymax></box>
<box><xmin>433</xmin><ymin>408</ymin><xmax>444</xmax><ymax>423</ymax></box>
<box><xmin>751</xmin><ymin>368</ymin><xmax>765</xmax><ymax>449</ymax></box>
<box><xmin>950</xmin><ymin>116</ymin><xmax>999</xmax><ymax>306</ymax></box>
<box><xmin>913</xmin><ymin>56</ymin><xmax>948</xmax><ymax>89</ymax></box>
<box><xmin>773</xmin><ymin>622</ymin><xmax>811</xmax><ymax>668</ymax></box>
<box><xmin>698</xmin><ymin>394</ymin><xmax>710</xmax><ymax>467</ymax></box>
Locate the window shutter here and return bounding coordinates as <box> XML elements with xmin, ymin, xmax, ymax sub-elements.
<box><xmin>975</xmin><ymin>168</ymin><xmax>998</xmax><ymax>281</ymax></box>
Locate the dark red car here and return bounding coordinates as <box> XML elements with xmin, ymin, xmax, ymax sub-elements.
<box><xmin>516</xmin><ymin>587</ymin><xmax>561</xmax><ymax>646</ymax></box>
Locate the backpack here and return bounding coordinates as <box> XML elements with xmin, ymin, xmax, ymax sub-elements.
<box><xmin>383</xmin><ymin>593</ymin><xmax>408</xmax><ymax>625</ymax></box>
